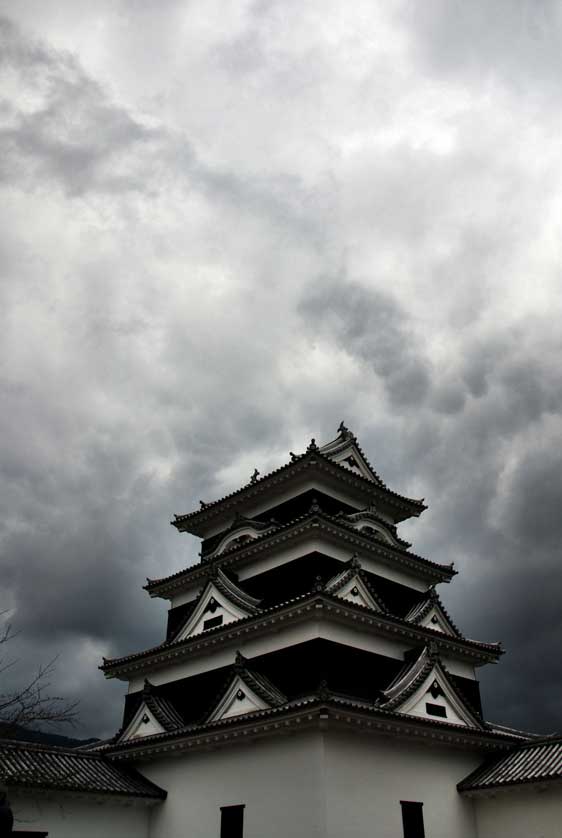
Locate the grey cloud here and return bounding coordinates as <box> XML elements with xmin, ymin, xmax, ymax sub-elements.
<box><xmin>299</xmin><ymin>276</ymin><xmax>432</xmax><ymax>407</ymax></box>
<box><xmin>402</xmin><ymin>0</ymin><xmax>562</xmax><ymax>95</ymax></box>
<box><xmin>2</xmin><ymin>3</ymin><xmax>562</xmax><ymax>741</ymax></box>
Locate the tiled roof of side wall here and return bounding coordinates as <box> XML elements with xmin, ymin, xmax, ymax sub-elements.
<box><xmin>0</xmin><ymin>740</ymin><xmax>166</xmax><ymax>798</ymax></box>
<box><xmin>172</xmin><ymin>449</ymin><xmax>426</xmax><ymax>526</ymax></box>
<box><xmin>458</xmin><ymin>738</ymin><xmax>562</xmax><ymax>792</ymax></box>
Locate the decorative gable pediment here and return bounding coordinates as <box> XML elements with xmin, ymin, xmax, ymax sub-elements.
<box><xmin>118</xmin><ymin>681</ymin><xmax>184</xmax><ymax>743</ymax></box>
<box><xmin>206</xmin><ymin>652</ymin><xmax>287</xmax><ymax>724</ymax></box>
<box><xmin>319</xmin><ymin>422</ymin><xmax>384</xmax><ymax>485</ymax></box>
<box><xmin>405</xmin><ymin>589</ymin><xmax>460</xmax><ymax>637</ymax></box>
<box><xmin>380</xmin><ymin>646</ymin><xmax>481</xmax><ymax>729</ymax></box>
<box><xmin>175</xmin><ymin>570</ymin><xmax>261</xmax><ymax>642</ymax></box>
<box><xmin>396</xmin><ymin>668</ymin><xmax>479</xmax><ymax>727</ymax></box>
<box><xmin>324</xmin><ymin>557</ymin><xmax>386</xmax><ymax>613</ymax></box>
<box><xmin>119</xmin><ymin>703</ymin><xmax>166</xmax><ymax>742</ymax></box>
<box><xmin>207</xmin><ymin>675</ymin><xmax>271</xmax><ymax>722</ymax></box>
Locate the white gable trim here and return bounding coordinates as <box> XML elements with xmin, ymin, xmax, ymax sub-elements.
<box><xmin>208</xmin><ymin>675</ymin><xmax>270</xmax><ymax>722</ymax></box>
<box><xmin>175</xmin><ymin>583</ymin><xmax>251</xmax><ymax>642</ymax></box>
<box><xmin>351</xmin><ymin>520</ymin><xmax>398</xmax><ymax>547</ymax></box>
<box><xmin>119</xmin><ymin>703</ymin><xmax>166</xmax><ymax>742</ymax></box>
<box><xmin>331</xmin><ymin>574</ymin><xmax>384</xmax><ymax>612</ymax></box>
<box><xmin>417</xmin><ymin>605</ymin><xmax>456</xmax><ymax>636</ymax></box>
<box><xmin>330</xmin><ymin>443</ymin><xmax>376</xmax><ymax>482</ymax></box>
<box><xmin>207</xmin><ymin>526</ymin><xmax>264</xmax><ymax>560</ymax></box>
<box><xmin>396</xmin><ymin>666</ymin><xmax>478</xmax><ymax>728</ymax></box>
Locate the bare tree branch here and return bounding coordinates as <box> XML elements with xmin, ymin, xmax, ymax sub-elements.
<box><xmin>0</xmin><ymin>613</ymin><xmax>79</xmax><ymax>737</ymax></box>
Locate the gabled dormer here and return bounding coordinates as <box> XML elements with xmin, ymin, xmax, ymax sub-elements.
<box><xmin>323</xmin><ymin>555</ymin><xmax>387</xmax><ymax>612</ymax></box>
<box><xmin>174</xmin><ymin>569</ymin><xmax>261</xmax><ymax>642</ymax></box>
<box><xmin>202</xmin><ymin>513</ymin><xmax>278</xmax><ymax>561</ymax></box>
<box><xmin>405</xmin><ymin>588</ymin><xmax>461</xmax><ymax>637</ymax></box>
<box><xmin>319</xmin><ymin>422</ymin><xmax>385</xmax><ymax>485</ymax></box>
<box><xmin>119</xmin><ymin>680</ymin><xmax>183</xmax><ymax>742</ymax></box>
<box><xmin>379</xmin><ymin>644</ymin><xmax>482</xmax><ymax>728</ymax></box>
<box><xmin>343</xmin><ymin>506</ymin><xmax>410</xmax><ymax>548</ymax></box>
<box><xmin>206</xmin><ymin>652</ymin><xmax>287</xmax><ymax>723</ymax></box>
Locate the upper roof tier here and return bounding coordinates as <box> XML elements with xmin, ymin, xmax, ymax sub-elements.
<box><xmin>172</xmin><ymin>424</ymin><xmax>426</xmax><ymax>539</ymax></box>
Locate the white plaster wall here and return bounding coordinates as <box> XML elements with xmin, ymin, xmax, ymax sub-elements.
<box><xmin>138</xmin><ymin>732</ymin><xmax>325</xmax><ymax>838</ymax></box>
<box><xmin>474</xmin><ymin>786</ymin><xmax>562</xmax><ymax>838</ymax></box>
<box><xmin>135</xmin><ymin>728</ymin><xmax>482</xmax><ymax>838</ymax></box>
<box><xmin>324</xmin><ymin>730</ymin><xmax>481</xmax><ymax>838</ymax></box>
<box><xmin>9</xmin><ymin>791</ymin><xmax>151</xmax><ymax>838</ymax></box>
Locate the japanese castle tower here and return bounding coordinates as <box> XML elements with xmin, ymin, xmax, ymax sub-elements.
<box><xmin>98</xmin><ymin>425</ymin><xmax>531</xmax><ymax>838</ymax></box>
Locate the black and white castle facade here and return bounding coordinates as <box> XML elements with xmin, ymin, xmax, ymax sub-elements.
<box><xmin>3</xmin><ymin>425</ymin><xmax>562</xmax><ymax>838</ymax></box>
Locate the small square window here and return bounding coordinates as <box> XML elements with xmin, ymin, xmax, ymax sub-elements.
<box><xmin>425</xmin><ymin>702</ymin><xmax>447</xmax><ymax>718</ymax></box>
<box><xmin>220</xmin><ymin>804</ymin><xmax>245</xmax><ymax>838</ymax></box>
<box><xmin>400</xmin><ymin>801</ymin><xmax>425</xmax><ymax>838</ymax></box>
<box><xmin>203</xmin><ymin>614</ymin><xmax>224</xmax><ymax>631</ymax></box>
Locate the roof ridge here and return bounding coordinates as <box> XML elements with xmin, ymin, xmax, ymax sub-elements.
<box><xmin>102</xmin><ymin>590</ymin><xmax>502</xmax><ymax>673</ymax></box>
<box><xmin>148</xmin><ymin>510</ymin><xmax>453</xmax><ymax>593</ymax></box>
<box><xmin>171</xmin><ymin>446</ymin><xmax>426</xmax><ymax>526</ymax></box>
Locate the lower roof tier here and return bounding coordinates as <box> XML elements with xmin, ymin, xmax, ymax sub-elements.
<box><xmin>118</xmin><ymin>639</ymin><xmax>484</xmax><ymax>736</ymax></box>
<box><xmin>102</xmin><ymin>584</ymin><xmax>501</xmax><ymax>683</ymax></box>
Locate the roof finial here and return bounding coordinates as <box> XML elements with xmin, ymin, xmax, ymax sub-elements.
<box><xmin>349</xmin><ymin>553</ymin><xmax>361</xmax><ymax>570</ymax></box>
<box><xmin>307</xmin><ymin>438</ymin><xmax>319</xmax><ymax>452</ymax></box>
<box><xmin>317</xmin><ymin>680</ymin><xmax>330</xmax><ymax>700</ymax></box>
<box><xmin>338</xmin><ymin>421</ymin><xmax>352</xmax><ymax>439</ymax></box>
<box><xmin>427</xmin><ymin>640</ymin><xmax>439</xmax><ymax>660</ymax></box>
<box><xmin>250</xmin><ymin>468</ymin><xmax>260</xmax><ymax>484</ymax></box>
<box><xmin>199</xmin><ymin>499</ymin><xmax>208</xmax><ymax>508</ymax></box>
<box><xmin>234</xmin><ymin>650</ymin><xmax>247</xmax><ymax>669</ymax></box>
<box><xmin>142</xmin><ymin>679</ymin><xmax>153</xmax><ymax>695</ymax></box>
<box><xmin>289</xmin><ymin>451</ymin><xmax>298</xmax><ymax>462</ymax></box>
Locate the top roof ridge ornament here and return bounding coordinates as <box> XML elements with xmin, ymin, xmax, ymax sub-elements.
<box><xmin>307</xmin><ymin>438</ymin><xmax>319</xmax><ymax>452</ymax></box>
<box><xmin>338</xmin><ymin>421</ymin><xmax>354</xmax><ymax>440</ymax></box>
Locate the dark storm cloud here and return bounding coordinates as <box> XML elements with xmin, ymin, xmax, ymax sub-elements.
<box><xmin>300</xmin><ymin>276</ymin><xmax>432</xmax><ymax>407</ymax></box>
<box><xmin>2</xmin><ymin>2</ymin><xmax>562</xmax><ymax>740</ymax></box>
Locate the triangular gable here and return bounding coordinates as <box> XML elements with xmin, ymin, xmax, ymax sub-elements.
<box><xmin>119</xmin><ymin>703</ymin><xmax>167</xmax><ymax>742</ymax></box>
<box><xmin>325</xmin><ymin>569</ymin><xmax>385</xmax><ymax>612</ymax></box>
<box><xmin>394</xmin><ymin>666</ymin><xmax>480</xmax><ymax>727</ymax></box>
<box><xmin>405</xmin><ymin>590</ymin><xmax>460</xmax><ymax>637</ymax></box>
<box><xmin>207</xmin><ymin>674</ymin><xmax>271</xmax><ymax>723</ymax></box>
<box><xmin>380</xmin><ymin>647</ymin><xmax>481</xmax><ymax>728</ymax></box>
<box><xmin>175</xmin><ymin>571</ymin><xmax>260</xmax><ymax>642</ymax></box>
<box><xmin>319</xmin><ymin>423</ymin><xmax>384</xmax><ymax>485</ymax></box>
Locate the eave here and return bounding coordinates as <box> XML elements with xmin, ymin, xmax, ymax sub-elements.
<box><xmin>172</xmin><ymin>451</ymin><xmax>426</xmax><ymax>537</ymax></box>
<box><xmin>103</xmin><ymin>695</ymin><xmax>524</xmax><ymax>763</ymax></box>
<box><xmin>147</xmin><ymin>511</ymin><xmax>453</xmax><ymax>600</ymax></box>
<box><xmin>101</xmin><ymin>593</ymin><xmax>502</xmax><ymax>680</ymax></box>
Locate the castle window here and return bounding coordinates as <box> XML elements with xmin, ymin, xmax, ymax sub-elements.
<box><xmin>425</xmin><ymin>702</ymin><xmax>447</xmax><ymax>718</ymax></box>
<box><xmin>203</xmin><ymin>614</ymin><xmax>224</xmax><ymax>632</ymax></box>
<box><xmin>400</xmin><ymin>801</ymin><xmax>425</xmax><ymax>838</ymax></box>
<box><xmin>221</xmin><ymin>804</ymin><xmax>245</xmax><ymax>838</ymax></box>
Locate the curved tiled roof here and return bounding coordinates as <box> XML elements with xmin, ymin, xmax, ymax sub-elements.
<box><xmin>147</xmin><ymin>509</ymin><xmax>453</xmax><ymax>596</ymax></box>
<box><xmin>0</xmin><ymin>740</ymin><xmax>166</xmax><ymax>799</ymax></box>
<box><xmin>101</xmin><ymin>587</ymin><xmax>502</xmax><ymax>676</ymax></box>
<box><xmin>172</xmin><ymin>446</ymin><xmax>426</xmax><ymax>529</ymax></box>
<box><xmin>101</xmin><ymin>687</ymin><xmax>528</xmax><ymax>762</ymax></box>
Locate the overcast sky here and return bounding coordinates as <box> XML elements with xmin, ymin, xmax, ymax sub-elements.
<box><xmin>2</xmin><ymin>0</ymin><xmax>562</xmax><ymax>739</ymax></box>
